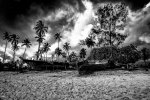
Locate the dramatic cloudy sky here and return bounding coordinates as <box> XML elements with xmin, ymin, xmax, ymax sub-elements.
<box><xmin>0</xmin><ymin>0</ymin><xmax>150</xmax><ymax>61</ymax></box>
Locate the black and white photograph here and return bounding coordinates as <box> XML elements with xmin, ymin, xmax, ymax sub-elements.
<box><xmin>0</xmin><ymin>0</ymin><xmax>150</xmax><ymax>99</ymax></box>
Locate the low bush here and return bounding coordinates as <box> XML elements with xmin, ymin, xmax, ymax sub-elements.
<box><xmin>78</xmin><ymin>64</ymin><xmax>107</xmax><ymax>75</ymax></box>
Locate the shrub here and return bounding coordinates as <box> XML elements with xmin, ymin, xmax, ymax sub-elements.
<box><xmin>78</xmin><ymin>64</ymin><xmax>107</xmax><ymax>75</ymax></box>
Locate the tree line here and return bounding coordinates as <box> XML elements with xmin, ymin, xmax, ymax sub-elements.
<box><xmin>1</xmin><ymin>2</ymin><xmax>150</xmax><ymax>68</ymax></box>
<box><xmin>2</xmin><ymin>21</ymin><xmax>87</xmax><ymax>63</ymax></box>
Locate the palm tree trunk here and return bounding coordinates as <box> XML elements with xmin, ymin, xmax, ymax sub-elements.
<box><xmin>13</xmin><ymin>50</ymin><xmax>16</xmax><ymax>62</ymax></box>
<box><xmin>58</xmin><ymin>41</ymin><xmax>59</xmax><ymax>62</ymax></box>
<box><xmin>46</xmin><ymin>53</ymin><xmax>47</xmax><ymax>61</ymax></box>
<box><xmin>23</xmin><ymin>47</ymin><xmax>27</xmax><ymax>59</ymax></box>
<box><xmin>3</xmin><ymin>40</ymin><xmax>8</xmax><ymax>63</ymax></box>
<box><xmin>37</xmin><ymin>42</ymin><xmax>41</xmax><ymax>60</ymax></box>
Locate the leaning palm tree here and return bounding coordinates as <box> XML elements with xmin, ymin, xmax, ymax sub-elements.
<box><xmin>10</xmin><ymin>34</ymin><xmax>20</xmax><ymax>62</ymax></box>
<box><xmin>55</xmin><ymin>47</ymin><xmax>62</xmax><ymax>62</ymax></box>
<box><xmin>63</xmin><ymin>42</ymin><xmax>71</xmax><ymax>60</ymax></box>
<box><xmin>43</xmin><ymin>42</ymin><xmax>51</xmax><ymax>61</ymax></box>
<box><xmin>2</xmin><ymin>32</ymin><xmax>11</xmax><ymax>63</ymax></box>
<box><xmin>54</xmin><ymin>33</ymin><xmax>62</xmax><ymax>49</ymax></box>
<box><xmin>21</xmin><ymin>38</ymin><xmax>32</xmax><ymax>59</ymax></box>
<box><xmin>34</xmin><ymin>20</ymin><xmax>48</xmax><ymax>60</ymax></box>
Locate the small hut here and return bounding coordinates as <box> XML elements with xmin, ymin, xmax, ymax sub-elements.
<box><xmin>87</xmin><ymin>47</ymin><xmax>116</xmax><ymax>64</ymax></box>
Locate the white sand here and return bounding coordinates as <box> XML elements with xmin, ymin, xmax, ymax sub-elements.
<box><xmin>0</xmin><ymin>70</ymin><xmax>150</xmax><ymax>100</ymax></box>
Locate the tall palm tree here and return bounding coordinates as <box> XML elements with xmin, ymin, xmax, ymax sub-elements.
<box><xmin>55</xmin><ymin>47</ymin><xmax>62</xmax><ymax>62</ymax></box>
<box><xmin>10</xmin><ymin>34</ymin><xmax>20</xmax><ymax>62</ymax></box>
<box><xmin>54</xmin><ymin>33</ymin><xmax>62</xmax><ymax>49</ymax></box>
<box><xmin>43</xmin><ymin>42</ymin><xmax>51</xmax><ymax>61</ymax></box>
<box><xmin>35</xmin><ymin>33</ymin><xmax>45</xmax><ymax>60</ymax></box>
<box><xmin>21</xmin><ymin>38</ymin><xmax>32</xmax><ymax>59</ymax></box>
<box><xmin>54</xmin><ymin>33</ymin><xmax>62</xmax><ymax>61</ymax></box>
<box><xmin>2</xmin><ymin>32</ymin><xmax>11</xmax><ymax>63</ymax></box>
<box><xmin>11</xmin><ymin>42</ymin><xmax>20</xmax><ymax>62</ymax></box>
<box><xmin>63</xmin><ymin>42</ymin><xmax>71</xmax><ymax>60</ymax></box>
<box><xmin>79</xmin><ymin>48</ymin><xmax>87</xmax><ymax>61</ymax></box>
<box><xmin>34</xmin><ymin>20</ymin><xmax>48</xmax><ymax>60</ymax></box>
<box><xmin>34</xmin><ymin>20</ymin><xmax>48</xmax><ymax>36</ymax></box>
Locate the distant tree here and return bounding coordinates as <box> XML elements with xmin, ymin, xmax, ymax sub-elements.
<box><xmin>51</xmin><ymin>54</ymin><xmax>55</xmax><ymax>62</ymax></box>
<box><xmin>69</xmin><ymin>51</ymin><xmax>77</xmax><ymax>62</ymax></box>
<box><xmin>54</xmin><ymin>33</ymin><xmax>62</xmax><ymax>61</ymax></box>
<box><xmin>61</xmin><ymin>52</ymin><xmax>67</xmax><ymax>61</ymax></box>
<box><xmin>43</xmin><ymin>42</ymin><xmax>51</xmax><ymax>61</ymax></box>
<box><xmin>79</xmin><ymin>40</ymin><xmax>86</xmax><ymax>47</ymax></box>
<box><xmin>79</xmin><ymin>48</ymin><xmax>87</xmax><ymax>61</ymax></box>
<box><xmin>54</xmin><ymin>33</ymin><xmax>62</xmax><ymax>48</ymax></box>
<box><xmin>141</xmin><ymin>47</ymin><xmax>150</xmax><ymax>67</ymax></box>
<box><xmin>63</xmin><ymin>42</ymin><xmax>71</xmax><ymax>60</ymax></box>
<box><xmin>85</xmin><ymin>36</ymin><xmax>95</xmax><ymax>50</ymax></box>
<box><xmin>55</xmin><ymin>47</ymin><xmax>62</xmax><ymax>62</ymax></box>
<box><xmin>10</xmin><ymin>34</ymin><xmax>20</xmax><ymax>62</ymax></box>
<box><xmin>3</xmin><ymin>32</ymin><xmax>11</xmax><ymax>63</ymax></box>
<box><xmin>21</xmin><ymin>38</ymin><xmax>32</xmax><ymax>59</ymax></box>
<box><xmin>11</xmin><ymin>43</ymin><xmax>19</xmax><ymax>62</ymax></box>
<box><xmin>34</xmin><ymin>20</ymin><xmax>48</xmax><ymax>60</ymax></box>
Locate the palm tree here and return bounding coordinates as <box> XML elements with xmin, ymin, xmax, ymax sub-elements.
<box><xmin>34</xmin><ymin>20</ymin><xmax>48</xmax><ymax>36</ymax></box>
<box><xmin>61</xmin><ymin>52</ymin><xmax>67</xmax><ymax>70</ymax></box>
<box><xmin>11</xmin><ymin>42</ymin><xmax>20</xmax><ymax>62</ymax></box>
<box><xmin>79</xmin><ymin>48</ymin><xmax>86</xmax><ymax>61</ymax></box>
<box><xmin>21</xmin><ymin>38</ymin><xmax>32</xmax><ymax>59</ymax></box>
<box><xmin>39</xmin><ymin>47</ymin><xmax>45</xmax><ymax>60</ymax></box>
<box><xmin>54</xmin><ymin>33</ymin><xmax>62</xmax><ymax>61</ymax></box>
<box><xmin>62</xmin><ymin>52</ymin><xmax>67</xmax><ymax>61</ymax></box>
<box><xmin>10</xmin><ymin>34</ymin><xmax>20</xmax><ymax>62</ymax></box>
<box><xmin>54</xmin><ymin>33</ymin><xmax>62</xmax><ymax>49</ymax></box>
<box><xmin>35</xmin><ymin>33</ymin><xmax>45</xmax><ymax>60</ymax></box>
<box><xmin>2</xmin><ymin>32</ymin><xmax>11</xmax><ymax>63</ymax></box>
<box><xmin>55</xmin><ymin>47</ymin><xmax>62</xmax><ymax>62</ymax></box>
<box><xmin>43</xmin><ymin>42</ymin><xmax>51</xmax><ymax>61</ymax></box>
<box><xmin>51</xmin><ymin>54</ymin><xmax>55</xmax><ymax>62</ymax></box>
<box><xmin>79</xmin><ymin>40</ymin><xmax>86</xmax><ymax>47</ymax></box>
<box><xmin>34</xmin><ymin>20</ymin><xmax>48</xmax><ymax>60</ymax></box>
<box><xmin>63</xmin><ymin>42</ymin><xmax>71</xmax><ymax>61</ymax></box>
